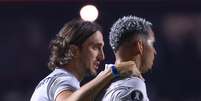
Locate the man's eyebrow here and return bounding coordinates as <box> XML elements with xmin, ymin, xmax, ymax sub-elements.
<box><xmin>93</xmin><ymin>42</ymin><xmax>104</xmax><ymax>47</ymax></box>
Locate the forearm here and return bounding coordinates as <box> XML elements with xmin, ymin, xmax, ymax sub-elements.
<box><xmin>57</xmin><ymin>61</ymin><xmax>138</xmax><ymax>101</ymax></box>
<box><xmin>67</xmin><ymin>68</ymin><xmax>113</xmax><ymax>101</ymax></box>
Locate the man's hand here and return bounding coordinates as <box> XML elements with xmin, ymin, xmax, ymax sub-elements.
<box><xmin>115</xmin><ymin>61</ymin><xmax>142</xmax><ymax>78</ymax></box>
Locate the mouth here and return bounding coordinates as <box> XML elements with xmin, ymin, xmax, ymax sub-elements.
<box><xmin>94</xmin><ymin>62</ymin><xmax>100</xmax><ymax>69</ymax></box>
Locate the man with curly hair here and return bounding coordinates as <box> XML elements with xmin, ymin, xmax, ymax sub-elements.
<box><xmin>30</xmin><ymin>18</ymin><xmax>140</xmax><ymax>101</ymax></box>
<box><xmin>99</xmin><ymin>15</ymin><xmax>156</xmax><ymax>101</ymax></box>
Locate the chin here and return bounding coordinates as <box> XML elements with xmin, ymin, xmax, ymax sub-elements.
<box><xmin>90</xmin><ymin>70</ymin><xmax>97</xmax><ymax>76</ymax></box>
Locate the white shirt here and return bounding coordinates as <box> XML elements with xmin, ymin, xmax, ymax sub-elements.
<box><xmin>30</xmin><ymin>68</ymin><xmax>80</xmax><ymax>101</ymax></box>
<box><xmin>100</xmin><ymin>76</ymin><xmax>149</xmax><ymax>101</ymax></box>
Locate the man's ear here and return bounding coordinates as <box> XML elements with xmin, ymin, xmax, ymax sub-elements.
<box><xmin>69</xmin><ymin>45</ymin><xmax>80</xmax><ymax>57</ymax></box>
<box><xmin>136</xmin><ymin>40</ymin><xmax>143</xmax><ymax>56</ymax></box>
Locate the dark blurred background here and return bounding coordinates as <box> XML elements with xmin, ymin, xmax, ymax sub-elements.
<box><xmin>1</xmin><ymin>0</ymin><xmax>201</xmax><ymax>101</ymax></box>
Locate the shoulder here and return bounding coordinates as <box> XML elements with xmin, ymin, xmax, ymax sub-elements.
<box><xmin>107</xmin><ymin>76</ymin><xmax>146</xmax><ymax>92</ymax></box>
<box><xmin>41</xmin><ymin>68</ymin><xmax>80</xmax><ymax>100</ymax></box>
<box><xmin>123</xmin><ymin>77</ymin><xmax>146</xmax><ymax>89</ymax></box>
<box><xmin>48</xmin><ymin>69</ymin><xmax>80</xmax><ymax>99</ymax></box>
<box><xmin>102</xmin><ymin>77</ymin><xmax>149</xmax><ymax>101</ymax></box>
<box><xmin>50</xmin><ymin>68</ymin><xmax>80</xmax><ymax>87</ymax></box>
<box><xmin>36</xmin><ymin>68</ymin><xmax>79</xmax><ymax>89</ymax></box>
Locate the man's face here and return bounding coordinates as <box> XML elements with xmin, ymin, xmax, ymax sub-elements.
<box><xmin>79</xmin><ymin>31</ymin><xmax>105</xmax><ymax>75</ymax></box>
<box><xmin>141</xmin><ymin>30</ymin><xmax>156</xmax><ymax>73</ymax></box>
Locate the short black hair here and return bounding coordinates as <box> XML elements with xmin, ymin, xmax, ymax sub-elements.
<box><xmin>48</xmin><ymin>18</ymin><xmax>102</xmax><ymax>70</ymax></box>
<box><xmin>109</xmin><ymin>15</ymin><xmax>152</xmax><ymax>52</ymax></box>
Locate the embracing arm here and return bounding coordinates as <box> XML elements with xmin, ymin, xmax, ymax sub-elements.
<box><xmin>56</xmin><ymin>67</ymin><xmax>113</xmax><ymax>101</ymax></box>
<box><xmin>56</xmin><ymin>61</ymin><xmax>140</xmax><ymax>101</ymax></box>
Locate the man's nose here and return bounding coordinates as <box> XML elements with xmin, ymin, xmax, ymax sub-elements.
<box><xmin>99</xmin><ymin>49</ymin><xmax>105</xmax><ymax>60</ymax></box>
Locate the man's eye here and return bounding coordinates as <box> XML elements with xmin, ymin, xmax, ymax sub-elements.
<box><xmin>93</xmin><ymin>46</ymin><xmax>99</xmax><ymax>50</ymax></box>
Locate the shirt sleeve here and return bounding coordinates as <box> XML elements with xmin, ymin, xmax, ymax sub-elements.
<box><xmin>47</xmin><ymin>74</ymin><xmax>79</xmax><ymax>101</ymax></box>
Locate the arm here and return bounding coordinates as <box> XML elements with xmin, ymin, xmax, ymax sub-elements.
<box><xmin>56</xmin><ymin>61</ymin><xmax>140</xmax><ymax>101</ymax></box>
<box><xmin>56</xmin><ymin>67</ymin><xmax>113</xmax><ymax>101</ymax></box>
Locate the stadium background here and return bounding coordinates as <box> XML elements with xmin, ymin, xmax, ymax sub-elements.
<box><xmin>0</xmin><ymin>0</ymin><xmax>201</xmax><ymax>101</ymax></box>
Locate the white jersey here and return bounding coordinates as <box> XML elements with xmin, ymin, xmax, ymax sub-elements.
<box><xmin>99</xmin><ymin>76</ymin><xmax>149</xmax><ymax>101</ymax></box>
<box><xmin>30</xmin><ymin>68</ymin><xmax>80</xmax><ymax>101</ymax></box>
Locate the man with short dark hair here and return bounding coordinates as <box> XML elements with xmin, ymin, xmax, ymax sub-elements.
<box><xmin>30</xmin><ymin>18</ymin><xmax>139</xmax><ymax>101</ymax></box>
<box><xmin>100</xmin><ymin>15</ymin><xmax>156</xmax><ymax>101</ymax></box>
